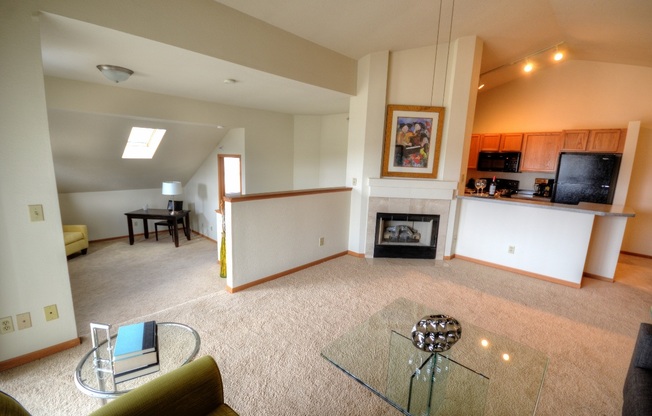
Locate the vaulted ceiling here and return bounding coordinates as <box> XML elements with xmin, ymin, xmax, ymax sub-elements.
<box><xmin>40</xmin><ymin>0</ymin><xmax>652</xmax><ymax>193</ymax></box>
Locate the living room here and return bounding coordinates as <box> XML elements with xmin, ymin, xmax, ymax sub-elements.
<box><xmin>2</xmin><ymin>1</ymin><xmax>652</xmax><ymax>414</ymax></box>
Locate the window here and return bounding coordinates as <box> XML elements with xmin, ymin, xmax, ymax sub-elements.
<box><xmin>218</xmin><ymin>155</ymin><xmax>241</xmax><ymax>213</ymax></box>
<box><xmin>122</xmin><ymin>127</ymin><xmax>165</xmax><ymax>159</ymax></box>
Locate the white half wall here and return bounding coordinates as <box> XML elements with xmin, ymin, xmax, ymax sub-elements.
<box><xmin>225</xmin><ymin>190</ymin><xmax>351</xmax><ymax>290</ymax></box>
<box><xmin>456</xmin><ymin>198</ymin><xmax>594</xmax><ymax>285</ymax></box>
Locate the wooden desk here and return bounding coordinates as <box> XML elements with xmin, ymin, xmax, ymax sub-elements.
<box><xmin>125</xmin><ymin>209</ymin><xmax>191</xmax><ymax>247</ymax></box>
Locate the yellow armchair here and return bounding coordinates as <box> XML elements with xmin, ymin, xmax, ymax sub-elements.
<box><xmin>63</xmin><ymin>225</ymin><xmax>89</xmax><ymax>257</ymax></box>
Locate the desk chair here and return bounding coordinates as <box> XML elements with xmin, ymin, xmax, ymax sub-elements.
<box><xmin>155</xmin><ymin>200</ymin><xmax>186</xmax><ymax>241</ymax></box>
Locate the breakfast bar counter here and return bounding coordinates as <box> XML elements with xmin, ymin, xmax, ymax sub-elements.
<box><xmin>458</xmin><ymin>194</ymin><xmax>635</xmax><ymax>217</ymax></box>
<box><xmin>454</xmin><ymin>195</ymin><xmax>635</xmax><ymax>287</ymax></box>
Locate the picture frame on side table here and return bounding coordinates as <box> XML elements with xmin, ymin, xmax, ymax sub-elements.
<box><xmin>381</xmin><ymin>104</ymin><xmax>445</xmax><ymax>179</ymax></box>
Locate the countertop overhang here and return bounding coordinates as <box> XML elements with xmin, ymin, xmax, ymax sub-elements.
<box><xmin>458</xmin><ymin>194</ymin><xmax>635</xmax><ymax>217</ymax></box>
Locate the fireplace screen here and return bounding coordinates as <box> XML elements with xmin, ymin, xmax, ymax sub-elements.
<box><xmin>374</xmin><ymin>213</ymin><xmax>439</xmax><ymax>259</ymax></box>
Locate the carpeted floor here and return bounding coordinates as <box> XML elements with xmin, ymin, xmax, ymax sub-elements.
<box><xmin>1</xmin><ymin>234</ymin><xmax>651</xmax><ymax>415</ymax></box>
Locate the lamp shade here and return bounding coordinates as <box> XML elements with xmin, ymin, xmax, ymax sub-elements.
<box><xmin>162</xmin><ymin>181</ymin><xmax>182</xmax><ymax>196</ymax></box>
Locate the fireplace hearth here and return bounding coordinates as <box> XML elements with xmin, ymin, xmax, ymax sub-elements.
<box><xmin>374</xmin><ymin>213</ymin><xmax>439</xmax><ymax>259</ymax></box>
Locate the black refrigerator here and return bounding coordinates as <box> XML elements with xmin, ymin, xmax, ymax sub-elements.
<box><xmin>551</xmin><ymin>152</ymin><xmax>621</xmax><ymax>205</ymax></box>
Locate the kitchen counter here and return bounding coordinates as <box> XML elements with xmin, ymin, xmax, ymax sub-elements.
<box><xmin>459</xmin><ymin>193</ymin><xmax>635</xmax><ymax>217</ymax></box>
<box><xmin>455</xmin><ymin>195</ymin><xmax>635</xmax><ymax>287</ymax></box>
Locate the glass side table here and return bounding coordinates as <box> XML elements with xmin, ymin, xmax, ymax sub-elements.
<box><xmin>74</xmin><ymin>322</ymin><xmax>200</xmax><ymax>402</ymax></box>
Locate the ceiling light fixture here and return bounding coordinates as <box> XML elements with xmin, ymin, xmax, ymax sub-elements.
<box><xmin>223</xmin><ymin>78</ymin><xmax>237</xmax><ymax>84</ymax></box>
<box><xmin>523</xmin><ymin>61</ymin><xmax>534</xmax><ymax>73</ymax></box>
<box><xmin>553</xmin><ymin>49</ymin><xmax>564</xmax><ymax>61</ymax></box>
<box><xmin>96</xmin><ymin>64</ymin><xmax>134</xmax><ymax>83</ymax></box>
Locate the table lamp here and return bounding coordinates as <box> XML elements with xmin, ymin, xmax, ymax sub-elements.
<box><xmin>162</xmin><ymin>181</ymin><xmax>182</xmax><ymax>214</ymax></box>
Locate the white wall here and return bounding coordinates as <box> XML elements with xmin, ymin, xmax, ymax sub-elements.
<box><xmin>0</xmin><ymin>1</ymin><xmax>78</xmax><ymax>362</ymax></box>
<box><xmin>294</xmin><ymin>114</ymin><xmax>349</xmax><ymax>189</ymax></box>
<box><xmin>473</xmin><ymin>60</ymin><xmax>652</xmax><ymax>256</ymax></box>
<box><xmin>293</xmin><ymin>116</ymin><xmax>321</xmax><ymax>189</ymax></box>
<box><xmin>225</xmin><ymin>190</ymin><xmax>351</xmax><ymax>290</ymax></box>
<box><xmin>319</xmin><ymin>114</ymin><xmax>349</xmax><ymax>187</ymax></box>
<box><xmin>346</xmin><ymin>52</ymin><xmax>390</xmax><ymax>254</ymax></box>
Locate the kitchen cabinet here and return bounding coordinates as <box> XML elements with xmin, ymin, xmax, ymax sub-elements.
<box><xmin>479</xmin><ymin>133</ymin><xmax>501</xmax><ymax>151</ymax></box>
<box><xmin>500</xmin><ymin>133</ymin><xmax>523</xmax><ymax>151</ymax></box>
<box><xmin>520</xmin><ymin>132</ymin><xmax>563</xmax><ymax>172</ymax></box>
<box><xmin>468</xmin><ymin>134</ymin><xmax>480</xmax><ymax>168</ymax></box>
<box><xmin>561</xmin><ymin>130</ymin><xmax>589</xmax><ymax>151</ymax></box>
<box><xmin>587</xmin><ymin>129</ymin><xmax>625</xmax><ymax>153</ymax></box>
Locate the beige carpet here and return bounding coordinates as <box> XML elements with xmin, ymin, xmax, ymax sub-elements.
<box><xmin>1</xmin><ymin>235</ymin><xmax>651</xmax><ymax>415</ymax></box>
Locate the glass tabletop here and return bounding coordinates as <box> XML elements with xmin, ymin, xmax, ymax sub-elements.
<box><xmin>321</xmin><ymin>298</ymin><xmax>548</xmax><ymax>416</ymax></box>
<box><xmin>74</xmin><ymin>322</ymin><xmax>200</xmax><ymax>399</ymax></box>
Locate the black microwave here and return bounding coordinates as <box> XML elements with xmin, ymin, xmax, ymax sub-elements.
<box><xmin>477</xmin><ymin>152</ymin><xmax>521</xmax><ymax>172</ymax></box>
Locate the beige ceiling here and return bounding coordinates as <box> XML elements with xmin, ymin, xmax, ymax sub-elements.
<box><xmin>40</xmin><ymin>0</ymin><xmax>652</xmax><ymax>193</ymax></box>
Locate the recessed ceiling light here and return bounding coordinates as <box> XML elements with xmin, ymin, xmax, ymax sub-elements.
<box><xmin>523</xmin><ymin>62</ymin><xmax>534</xmax><ymax>73</ymax></box>
<box><xmin>223</xmin><ymin>79</ymin><xmax>237</xmax><ymax>84</ymax></box>
<box><xmin>478</xmin><ymin>83</ymin><xmax>485</xmax><ymax>90</ymax></box>
<box><xmin>554</xmin><ymin>51</ymin><xmax>564</xmax><ymax>61</ymax></box>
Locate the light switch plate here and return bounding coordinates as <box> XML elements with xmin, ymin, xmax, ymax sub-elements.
<box><xmin>28</xmin><ymin>204</ymin><xmax>44</xmax><ymax>222</ymax></box>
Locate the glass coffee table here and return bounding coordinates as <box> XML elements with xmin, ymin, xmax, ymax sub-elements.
<box><xmin>321</xmin><ymin>298</ymin><xmax>548</xmax><ymax>416</ymax></box>
<box><xmin>74</xmin><ymin>322</ymin><xmax>200</xmax><ymax>401</ymax></box>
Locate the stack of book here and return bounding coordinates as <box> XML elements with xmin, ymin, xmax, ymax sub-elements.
<box><xmin>112</xmin><ymin>321</ymin><xmax>159</xmax><ymax>383</ymax></box>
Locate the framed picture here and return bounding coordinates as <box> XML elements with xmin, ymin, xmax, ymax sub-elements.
<box><xmin>381</xmin><ymin>104</ymin><xmax>445</xmax><ymax>179</ymax></box>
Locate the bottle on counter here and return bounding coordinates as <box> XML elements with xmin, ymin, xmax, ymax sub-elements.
<box><xmin>489</xmin><ymin>176</ymin><xmax>497</xmax><ymax>196</ymax></box>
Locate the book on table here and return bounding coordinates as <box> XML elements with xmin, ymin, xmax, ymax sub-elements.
<box><xmin>113</xmin><ymin>362</ymin><xmax>161</xmax><ymax>384</ymax></box>
<box><xmin>113</xmin><ymin>321</ymin><xmax>159</xmax><ymax>378</ymax></box>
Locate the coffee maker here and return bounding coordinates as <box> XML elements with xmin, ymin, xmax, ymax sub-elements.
<box><xmin>534</xmin><ymin>178</ymin><xmax>554</xmax><ymax>197</ymax></box>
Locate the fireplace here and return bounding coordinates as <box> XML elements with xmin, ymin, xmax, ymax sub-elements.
<box><xmin>374</xmin><ymin>213</ymin><xmax>439</xmax><ymax>259</ymax></box>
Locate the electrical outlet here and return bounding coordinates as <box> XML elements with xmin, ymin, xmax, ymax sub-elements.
<box><xmin>352</xmin><ymin>178</ymin><xmax>358</xmax><ymax>186</ymax></box>
<box><xmin>319</xmin><ymin>237</ymin><xmax>325</xmax><ymax>246</ymax></box>
<box><xmin>134</xmin><ymin>220</ymin><xmax>139</xmax><ymax>227</ymax></box>
<box><xmin>508</xmin><ymin>245</ymin><xmax>516</xmax><ymax>254</ymax></box>
<box><xmin>44</xmin><ymin>304</ymin><xmax>59</xmax><ymax>321</ymax></box>
<box><xmin>16</xmin><ymin>312</ymin><xmax>32</xmax><ymax>330</ymax></box>
<box><xmin>1</xmin><ymin>316</ymin><xmax>14</xmax><ymax>334</ymax></box>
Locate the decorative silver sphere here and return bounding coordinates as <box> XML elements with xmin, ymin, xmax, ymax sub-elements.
<box><xmin>411</xmin><ymin>314</ymin><xmax>462</xmax><ymax>352</ymax></box>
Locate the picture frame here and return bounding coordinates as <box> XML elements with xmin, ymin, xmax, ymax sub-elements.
<box><xmin>381</xmin><ymin>104</ymin><xmax>445</xmax><ymax>179</ymax></box>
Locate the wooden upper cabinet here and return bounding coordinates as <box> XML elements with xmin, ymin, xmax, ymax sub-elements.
<box><xmin>500</xmin><ymin>133</ymin><xmax>523</xmax><ymax>151</ymax></box>
<box><xmin>468</xmin><ymin>134</ymin><xmax>481</xmax><ymax>168</ymax></box>
<box><xmin>586</xmin><ymin>129</ymin><xmax>625</xmax><ymax>153</ymax></box>
<box><xmin>479</xmin><ymin>133</ymin><xmax>501</xmax><ymax>151</ymax></box>
<box><xmin>520</xmin><ymin>132</ymin><xmax>563</xmax><ymax>172</ymax></box>
<box><xmin>561</xmin><ymin>130</ymin><xmax>589</xmax><ymax>151</ymax></box>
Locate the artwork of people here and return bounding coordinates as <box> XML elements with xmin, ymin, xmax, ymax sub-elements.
<box><xmin>394</xmin><ymin>117</ymin><xmax>433</xmax><ymax>168</ymax></box>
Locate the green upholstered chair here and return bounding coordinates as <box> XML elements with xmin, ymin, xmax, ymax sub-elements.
<box><xmin>0</xmin><ymin>391</ymin><xmax>31</xmax><ymax>416</ymax></box>
<box><xmin>1</xmin><ymin>356</ymin><xmax>237</xmax><ymax>416</ymax></box>
<box><xmin>89</xmin><ymin>355</ymin><xmax>238</xmax><ymax>416</ymax></box>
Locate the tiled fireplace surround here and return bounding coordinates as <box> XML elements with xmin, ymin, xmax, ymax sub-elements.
<box><xmin>365</xmin><ymin>178</ymin><xmax>457</xmax><ymax>260</ymax></box>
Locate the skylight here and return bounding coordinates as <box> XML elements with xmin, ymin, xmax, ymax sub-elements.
<box><xmin>122</xmin><ymin>127</ymin><xmax>166</xmax><ymax>159</ymax></box>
